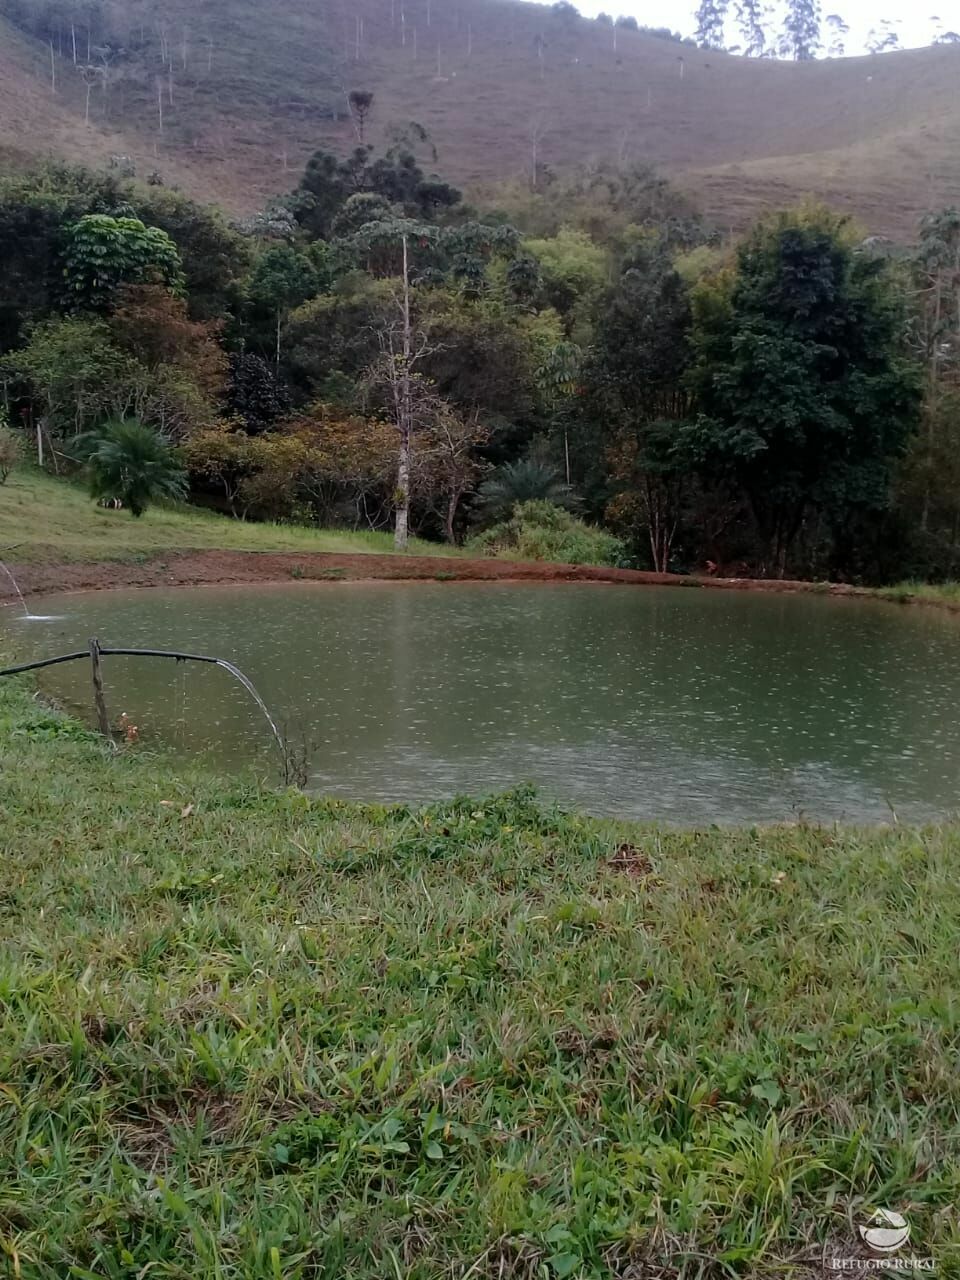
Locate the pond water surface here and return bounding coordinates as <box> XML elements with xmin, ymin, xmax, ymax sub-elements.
<box><xmin>6</xmin><ymin>581</ymin><xmax>960</xmax><ymax>824</ymax></box>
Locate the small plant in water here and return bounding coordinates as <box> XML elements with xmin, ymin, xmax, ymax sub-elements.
<box><xmin>278</xmin><ymin>721</ymin><xmax>318</xmax><ymax>788</ymax></box>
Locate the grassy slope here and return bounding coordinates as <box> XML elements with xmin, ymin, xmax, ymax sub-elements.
<box><xmin>0</xmin><ymin>469</ymin><xmax>457</xmax><ymax>564</ymax></box>
<box><xmin>0</xmin><ymin>0</ymin><xmax>959</xmax><ymax>236</ymax></box>
<box><xmin>2</xmin><ymin>676</ymin><xmax>960</xmax><ymax>1276</ymax></box>
<box><xmin>877</xmin><ymin>582</ymin><xmax>960</xmax><ymax>607</ymax></box>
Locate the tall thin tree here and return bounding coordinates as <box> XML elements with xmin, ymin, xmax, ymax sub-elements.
<box><xmin>735</xmin><ymin>0</ymin><xmax>767</xmax><ymax>54</ymax></box>
<box><xmin>695</xmin><ymin>0</ymin><xmax>729</xmax><ymax>48</ymax></box>
<box><xmin>781</xmin><ymin>0</ymin><xmax>821</xmax><ymax>59</ymax></box>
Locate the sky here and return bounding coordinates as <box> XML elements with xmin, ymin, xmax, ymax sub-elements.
<box><xmin>570</xmin><ymin>1</ymin><xmax>945</xmax><ymax>53</ymax></box>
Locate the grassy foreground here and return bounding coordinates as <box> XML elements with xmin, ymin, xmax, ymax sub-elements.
<box><xmin>2</xmin><ymin>680</ymin><xmax>960</xmax><ymax>1278</ymax></box>
<box><xmin>0</xmin><ymin>470</ymin><xmax>457</xmax><ymax>564</ymax></box>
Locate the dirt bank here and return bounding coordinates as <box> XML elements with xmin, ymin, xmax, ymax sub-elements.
<box><xmin>4</xmin><ymin>548</ymin><xmax>872</xmax><ymax>601</ymax></box>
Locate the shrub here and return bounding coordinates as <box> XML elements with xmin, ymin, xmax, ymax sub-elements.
<box><xmin>474</xmin><ymin>460</ymin><xmax>577</xmax><ymax>525</ymax></box>
<box><xmin>0</xmin><ymin>424</ymin><xmax>18</xmax><ymax>484</ymax></box>
<box><xmin>467</xmin><ymin>500</ymin><xmax>623</xmax><ymax>565</ymax></box>
<box><xmin>76</xmin><ymin>418</ymin><xmax>187</xmax><ymax>517</ymax></box>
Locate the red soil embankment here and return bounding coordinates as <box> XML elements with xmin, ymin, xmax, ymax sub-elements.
<box><xmin>5</xmin><ymin>549</ymin><xmax>870</xmax><ymax>600</ymax></box>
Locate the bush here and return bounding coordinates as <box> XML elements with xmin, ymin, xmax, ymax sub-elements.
<box><xmin>0</xmin><ymin>424</ymin><xmax>18</xmax><ymax>484</ymax></box>
<box><xmin>467</xmin><ymin>500</ymin><xmax>623</xmax><ymax>565</ymax></box>
<box><xmin>76</xmin><ymin>418</ymin><xmax>187</xmax><ymax>517</ymax></box>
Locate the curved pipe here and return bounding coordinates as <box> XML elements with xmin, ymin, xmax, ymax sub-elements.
<box><xmin>0</xmin><ymin>646</ymin><xmax>286</xmax><ymax>758</ymax></box>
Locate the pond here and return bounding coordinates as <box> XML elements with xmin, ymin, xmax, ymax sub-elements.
<box><xmin>5</xmin><ymin>581</ymin><xmax>960</xmax><ymax>824</ymax></box>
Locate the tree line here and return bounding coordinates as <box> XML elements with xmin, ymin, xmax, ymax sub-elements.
<box><xmin>0</xmin><ymin>133</ymin><xmax>956</xmax><ymax>580</ymax></box>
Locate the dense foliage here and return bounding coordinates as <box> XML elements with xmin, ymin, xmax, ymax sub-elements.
<box><xmin>0</xmin><ymin>151</ymin><xmax>952</xmax><ymax>582</ymax></box>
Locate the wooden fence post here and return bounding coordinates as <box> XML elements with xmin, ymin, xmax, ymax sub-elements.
<box><xmin>89</xmin><ymin>637</ymin><xmax>112</xmax><ymax>739</ymax></box>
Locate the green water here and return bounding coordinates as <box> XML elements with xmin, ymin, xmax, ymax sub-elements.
<box><xmin>7</xmin><ymin>581</ymin><xmax>960</xmax><ymax>823</ymax></box>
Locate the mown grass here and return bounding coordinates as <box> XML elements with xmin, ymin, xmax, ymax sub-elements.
<box><xmin>2</xmin><ymin>677</ymin><xmax>960</xmax><ymax>1278</ymax></box>
<box><xmin>0</xmin><ymin>470</ymin><xmax>458</xmax><ymax>565</ymax></box>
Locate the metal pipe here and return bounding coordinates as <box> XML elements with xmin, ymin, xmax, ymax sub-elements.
<box><xmin>0</xmin><ymin>646</ymin><xmax>285</xmax><ymax>758</ymax></box>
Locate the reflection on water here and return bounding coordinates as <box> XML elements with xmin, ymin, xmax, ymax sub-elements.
<box><xmin>6</xmin><ymin>581</ymin><xmax>960</xmax><ymax>824</ymax></box>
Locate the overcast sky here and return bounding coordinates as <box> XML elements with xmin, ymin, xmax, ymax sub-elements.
<box><xmin>569</xmin><ymin>1</ymin><xmax>945</xmax><ymax>53</ymax></box>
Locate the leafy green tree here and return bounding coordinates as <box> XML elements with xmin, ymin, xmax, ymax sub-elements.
<box><xmin>589</xmin><ymin>248</ymin><xmax>696</xmax><ymax>570</ymax></box>
<box><xmin>76</xmin><ymin>418</ymin><xmax>187</xmax><ymax>516</ymax></box>
<box><xmin>62</xmin><ymin>214</ymin><xmax>184</xmax><ymax>312</ymax></box>
<box><xmin>0</xmin><ymin>316</ymin><xmax>139</xmax><ymax>436</ymax></box>
<box><xmin>293</xmin><ymin>146</ymin><xmax>462</xmax><ymax>242</ymax></box>
<box><xmin>292</xmin><ymin>150</ymin><xmax>353</xmax><ymax>240</ymax></box>
<box><xmin>285</xmin><ymin>274</ymin><xmax>396</xmax><ymax>395</ymax></box>
<box><xmin>135</xmin><ymin>186</ymin><xmax>251</xmax><ymax>322</ymax></box>
<box><xmin>690</xmin><ymin>208</ymin><xmax>922</xmax><ymax>576</ymax></box>
<box><xmin>331</xmin><ymin>193</ymin><xmax>394</xmax><ymax>239</ymax></box>
<box><xmin>896</xmin><ymin>208</ymin><xmax>960</xmax><ymax>565</ymax></box>
<box><xmin>506</xmin><ymin>254</ymin><xmax>543</xmax><ymax>305</ymax></box>
<box><xmin>523</xmin><ymin>228</ymin><xmax>609</xmax><ymax>338</ymax></box>
<box><xmin>248</xmin><ymin>245</ymin><xmax>320</xmax><ymax>366</ymax></box>
<box><xmin>536</xmin><ymin>340</ymin><xmax>583</xmax><ymax>485</ymax></box>
<box><xmin>419</xmin><ymin>292</ymin><xmax>542</xmax><ymax>441</ymax></box>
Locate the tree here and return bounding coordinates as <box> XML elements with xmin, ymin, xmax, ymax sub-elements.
<box><xmin>110</xmin><ymin>285</ymin><xmax>227</xmax><ymax>404</ymax></box>
<box><xmin>735</xmin><ymin>0</ymin><xmax>767</xmax><ymax>54</ymax></box>
<box><xmin>824</xmin><ymin>12</ymin><xmax>849</xmax><ymax>56</ymax></box>
<box><xmin>62</xmin><ymin>214</ymin><xmax>184</xmax><ymax>311</ymax></box>
<box><xmin>353</xmin><ymin>220</ymin><xmax>444</xmax><ymax>549</ymax></box>
<box><xmin>331</xmin><ymin>192</ymin><xmax>393</xmax><ymax>239</ymax></box>
<box><xmin>76</xmin><ymin>418</ymin><xmax>187</xmax><ymax>516</ymax></box>
<box><xmin>182</xmin><ymin>424</ymin><xmax>255</xmax><ymax>517</ymax></box>
<box><xmin>285</xmin><ymin>404</ymin><xmax>396</xmax><ymax>527</ymax></box>
<box><xmin>225</xmin><ymin>352</ymin><xmax>291</xmax><ymax>434</ymax></box>
<box><xmin>690</xmin><ymin>208</ymin><xmax>922</xmax><ymax>577</ymax></box>
<box><xmin>293</xmin><ymin>150</ymin><xmax>353</xmax><ymax>240</ymax></box>
<box><xmin>0</xmin><ymin>316</ymin><xmax>139</xmax><ymax>437</ymax></box>
<box><xmin>422</xmin><ymin>406</ymin><xmax>489</xmax><ymax>542</ymax></box>
<box><xmin>506</xmin><ymin>254</ymin><xmax>543</xmax><ymax>305</ymax></box>
<box><xmin>590</xmin><ymin>248</ymin><xmax>696</xmax><ymax>571</ymax></box>
<box><xmin>905</xmin><ymin>208</ymin><xmax>960</xmax><ymax>537</ymax></box>
<box><xmin>865</xmin><ymin>20</ymin><xmax>900</xmax><ymax>53</ymax></box>
<box><xmin>536</xmin><ymin>340</ymin><xmax>583</xmax><ymax>484</ymax></box>
<box><xmin>135</xmin><ymin>185</ymin><xmax>251</xmax><ymax>321</ymax></box>
<box><xmin>348</xmin><ymin>90</ymin><xmax>374</xmax><ymax>143</ymax></box>
<box><xmin>780</xmin><ymin>0</ymin><xmax>821</xmax><ymax>58</ymax></box>
<box><xmin>248</xmin><ymin>245</ymin><xmax>320</xmax><ymax>365</ymax></box>
<box><xmin>695</xmin><ymin>0</ymin><xmax>728</xmax><ymax>48</ymax></box>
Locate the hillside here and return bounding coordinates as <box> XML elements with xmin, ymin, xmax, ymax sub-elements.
<box><xmin>1</xmin><ymin>0</ymin><xmax>959</xmax><ymax>236</ymax></box>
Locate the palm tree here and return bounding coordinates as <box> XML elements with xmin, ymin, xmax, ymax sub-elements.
<box><xmin>76</xmin><ymin>419</ymin><xmax>187</xmax><ymax>518</ymax></box>
<box><xmin>474</xmin><ymin>459</ymin><xmax>577</xmax><ymax>524</ymax></box>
